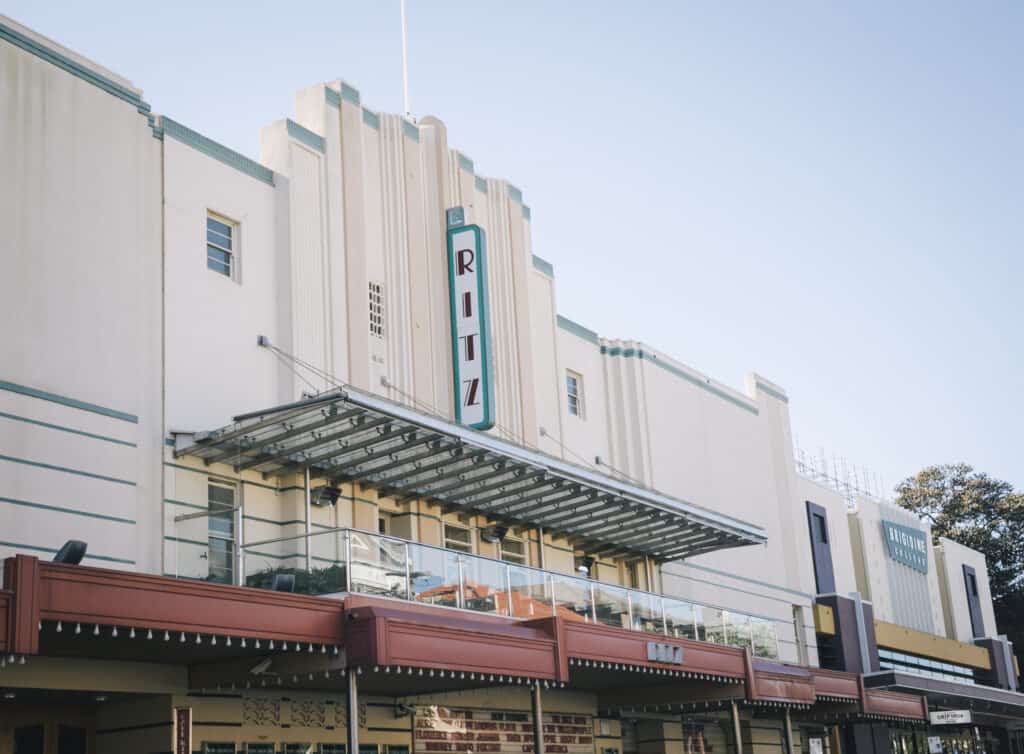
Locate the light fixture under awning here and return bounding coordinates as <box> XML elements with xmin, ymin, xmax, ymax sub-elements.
<box><xmin>176</xmin><ymin>387</ymin><xmax>767</xmax><ymax>561</ymax></box>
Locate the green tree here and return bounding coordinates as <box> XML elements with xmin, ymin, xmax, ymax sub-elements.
<box><xmin>895</xmin><ymin>463</ymin><xmax>1024</xmax><ymax>663</ymax></box>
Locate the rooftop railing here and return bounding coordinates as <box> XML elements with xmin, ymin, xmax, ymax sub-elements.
<box><xmin>173</xmin><ymin>526</ymin><xmax>780</xmax><ymax>659</ymax></box>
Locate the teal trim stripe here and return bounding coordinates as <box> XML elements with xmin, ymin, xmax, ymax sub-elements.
<box><xmin>0</xmin><ymin>410</ymin><xmax>136</xmax><ymax>447</ymax></box>
<box><xmin>507</xmin><ymin>184</ymin><xmax>523</xmax><ymax>203</ymax></box>
<box><xmin>474</xmin><ymin>176</ymin><xmax>488</xmax><ymax>193</ymax></box>
<box><xmin>161</xmin><ymin>117</ymin><xmax>274</xmax><ymax>186</ymax></box>
<box><xmin>0</xmin><ymin>22</ymin><xmax>150</xmax><ymax>114</ymax></box>
<box><xmin>286</xmin><ymin>119</ymin><xmax>325</xmax><ymax>152</ymax></box>
<box><xmin>522</xmin><ymin>205</ymin><xmax>532</xmax><ymax>220</ymax></box>
<box><xmin>164</xmin><ymin>497</ymin><xmax>206</xmax><ymax>511</ymax></box>
<box><xmin>0</xmin><ymin>379</ymin><xmax>137</xmax><ymax>423</ymax></box>
<box><xmin>340</xmin><ymin>82</ymin><xmax>360</xmax><ymax>104</ymax></box>
<box><xmin>0</xmin><ymin>453</ymin><xmax>135</xmax><ymax>486</ymax></box>
<box><xmin>362</xmin><ymin>108</ymin><xmax>380</xmax><ymax>129</ymax></box>
<box><xmin>532</xmin><ymin>255</ymin><xmax>554</xmax><ymax>277</ymax></box>
<box><xmin>324</xmin><ymin>87</ymin><xmax>341</xmax><ymax>108</ymax></box>
<box><xmin>457</xmin><ymin>154</ymin><xmax>474</xmax><ymax>173</ymax></box>
<box><xmin>164</xmin><ymin>437</ymin><xmax>177</xmax><ymax>447</ymax></box>
<box><xmin>556</xmin><ymin>315</ymin><xmax>599</xmax><ymax>345</ymax></box>
<box><xmin>0</xmin><ymin>496</ymin><xmax>135</xmax><ymax>525</ymax></box>
<box><xmin>601</xmin><ymin>347</ymin><xmax>758</xmax><ymax>415</ymax></box>
<box><xmin>163</xmin><ymin>462</ymin><xmax>280</xmax><ymax>491</ymax></box>
<box><xmin>402</xmin><ymin>120</ymin><xmax>420</xmax><ymax>142</ymax></box>
<box><xmin>0</xmin><ymin>540</ymin><xmax>134</xmax><ymax>564</ymax></box>
<box><xmin>165</xmin><ymin>535</ymin><xmax>207</xmax><ymax>548</ymax></box>
<box><xmin>756</xmin><ymin>381</ymin><xmax>789</xmax><ymax>403</ymax></box>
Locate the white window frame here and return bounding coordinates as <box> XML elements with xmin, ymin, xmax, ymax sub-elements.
<box><xmin>207</xmin><ymin>211</ymin><xmax>240</xmax><ymax>282</ymax></box>
<box><xmin>443</xmin><ymin>523</ymin><xmax>473</xmax><ymax>554</ymax></box>
<box><xmin>207</xmin><ymin>479</ymin><xmax>237</xmax><ymax>585</ymax></box>
<box><xmin>499</xmin><ymin>536</ymin><xmax>526</xmax><ymax>565</ymax></box>
<box><xmin>566</xmin><ymin>370</ymin><xmax>585</xmax><ymax>419</ymax></box>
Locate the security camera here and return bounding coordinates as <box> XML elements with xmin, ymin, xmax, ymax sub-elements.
<box><xmin>394</xmin><ymin>703</ymin><xmax>415</xmax><ymax>718</ymax></box>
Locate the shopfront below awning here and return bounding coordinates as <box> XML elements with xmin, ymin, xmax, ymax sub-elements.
<box><xmin>174</xmin><ymin>387</ymin><xmax>768</xmax><ymax>562</ymax></box>
<box><xmin>866</xmin><ymin>670</ymin><xmax>1024</xmax><ymax>725</ymax></box>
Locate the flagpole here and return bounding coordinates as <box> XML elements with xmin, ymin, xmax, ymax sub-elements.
<box><xmin>400</xmin><ymin>0</ymin><xmax>411</xmax><ymax>119</ymax></box>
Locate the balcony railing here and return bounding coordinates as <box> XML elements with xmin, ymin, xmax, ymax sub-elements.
<box><xmin>173</xmin><ymin>526</ymin><xmax>780</xmax><ymax>659</ymax></box>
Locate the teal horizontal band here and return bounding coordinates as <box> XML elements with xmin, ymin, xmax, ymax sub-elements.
<box><xmin>522</xmin><ymin>205</ymin><xmax>531</xmax><ymax>220</ymax></box>
<box><xmin>532</xmin><ymin>255</ymin><xmax>554</xmax><ymax>277</ymax></box>
<box><xmin>0</xmin><ymin>453</ymin><xmax>136</xmax><ymax>486</ymax></box>
<box><xmin>0</xmin><ymin>410</ymin><xmax>136</xmax><ymax>447</ymax></box>
<box><xmin>164</xmin><ymin>535</ymin><xmax>207</xmax><ymax>548</ymax></box>
<box><xmin>324</xmin><ymin>87</ymin><xmax>341</xmax><ymax>108</ymax></box>
<box><xmin>0</xmin><ymin>379</ymin><xmax>137</xmax><ymax>423</ymax></box>
<box><xmin>474</xmin><ymin>176</ymin><xmax>488</xmax><ymax>193</ymax></box>
<box><xmin>362</xmin><ymin>108</ymin><xmax>380</xmax><ymax>130</ymax></box>
<box><xmin>164</xmin><ymin>437</ymin><xmax>176</xmax><ymax>447</ymax></box>
<box><xmin>0</xmin><ymin>22</ymin><xmax>150</xmax><ymax>116</ymax></box>
<box><xmin>556</xmin><ymin>315</ymin><xmax>599</xmax><ymax>345</ymax></box>
<box><xmin>603</xmin><ymin>348</ymin><xmax>758</xmax><ymax>415</ymax></box>
<box><xmin>0</xmin><ymin>539</ymin><xmax>134</xmax><ymax>564</ymax></box>
<box><xmin>162</xmin><ymin>117</ymin><xmax>274</xmax><ymax>186</ymax></box>
<box><xmin>0</xmin><ymin>495</ymin><xmax>135</xmax><ymax>525</ymax></box>
<box><xmin>756</xmin><ymin>381</ymin><xmax>789</xmax><ymax>403</ymax></box>
<box><xmin>164</xmin><ymin>497</ymin><xmax>207</xmax><ymax>511</ymax></box>
<box><xmin>457</xmin><ymin>153</ymin><xmax>474</xmax><ymax>173</ymax></box>
<box><xmin>340</xmin><ymin>82</ymin><xmax>360</xmax><ymax>105</ymax></box>
<box><xmin>286</xmin><ymin>119</ymin><xmax>325</xmax><ymax>152</ymax></box>
<box><xmin>163</xmin><ymin>462</ymin><xmax>280</xmax><ymax>491</ymax></box>
<box><xmin>402</xmin><ymin>119</ymin><xmax>419</xmax><ymax>142</ymax></box>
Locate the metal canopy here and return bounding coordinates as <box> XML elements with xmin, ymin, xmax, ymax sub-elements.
<box><xmin>177</xmin><ymin>387</ymin><xmax>768</xmax><ymax>561</ymax></box>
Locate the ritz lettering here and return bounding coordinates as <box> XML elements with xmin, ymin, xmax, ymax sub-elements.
<box><xmin>447</xmin><ymin>222</ymin><xmax>493</xmax><ymax>430</ymax></box>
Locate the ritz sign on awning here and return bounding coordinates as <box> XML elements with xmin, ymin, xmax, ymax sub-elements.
<box><xmin>446</xmin><ymin>208</ymin><xmax>494</xmax><ymax>430</ymax></box>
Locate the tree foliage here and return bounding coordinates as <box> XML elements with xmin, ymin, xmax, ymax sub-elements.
<box><xmin>895</xmin><ymin>463</ymin><xmax>1024</xmax><ymax>654</ymax></box>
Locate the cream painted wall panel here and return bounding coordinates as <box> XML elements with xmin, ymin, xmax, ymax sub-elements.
<box><xmin>0</xmin><ymin>391</ymin><xmax>136</xmax><ymax>445</ymax></box>
<box><xmin>937</xmin><ymin>537</ymin><xmax>998</xmax><ymax>641</ymax></box>
<box><xmin>557</xmin><ymin>328</ymin><xmax>611</xmax><ymax>468</ymax></box>
<box><xmin>164</xmin><ymin>136</ymin><xmax>281</xmax><ymax>430</ymax></box>
<box><xmin>289</xmin><ymin>141</ymin><xmax>332</xmax><ymax>391</ymax></box>
<box><xmin>529</xmin><ymin>270</ymin><xmax>564</xmax><ymax>458</ymax></box>
<box><xmin>797</xmin><ymin>476</ymin><xmax>858</xmax><ymax>596</ymax></box>
<box><xmin>601</xmin><ymin>344</ymin><xmax>653</xmax><ymax>485</ymax></box>
<box><xmin>360</xmin><ymin>116</ymin><xmax>389</xmax><ymax>393</ymax></box>
<box><xmin>337</xmin><ymin>99</ymin><xmax>372</xmax><ymax>392</ymax></box>
<box><xmin>378</xmin><ymin>116</ymin><xmax>415</xmax><ymax>404</ymax></box>
<box><xmin>0</xmin><ymin>28</ymin><xmax>162</xmax><ymax>572</ymax></box>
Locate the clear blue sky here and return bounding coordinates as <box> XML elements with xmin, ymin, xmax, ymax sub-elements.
<box><xmin>9</xmin><ymin>1</ymin><xmax>1021</xmax><ymax>493</ymax></box>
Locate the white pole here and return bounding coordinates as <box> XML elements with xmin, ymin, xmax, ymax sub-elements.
<box><xmin>400</xmin><ymin>0</ymin><xmax>411</xmax><ymax>119</ymax></box>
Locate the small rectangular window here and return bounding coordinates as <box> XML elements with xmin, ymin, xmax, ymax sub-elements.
<box><xmin>444</xmin><ymin>524</ymin><xmax>472</xmax><ymax>553</ymax></box>
<box><xmin>499</xmin><ymin>537</ymin><xmax>526</xmax><ymax>564</ymax></box>
<box><xmin>207</xmin><ymin>481</ymin><xmax>236</xmax><ymax>584</ymax></box>
<box><xmin>378</xmin><ymin>512</ymin><xmax>392</xmax><ymax>535</ymax></box>
<box><xmin>369</xmin><ymin>282</ymin><xmax>384</xmax><ymax>338</ymax></box>
<box><xmin>566</xmin><ymin>370</ymin><xmax>584</xmax><ymax>418</ymax></box>
<box><xmin>207</xmin><ymin>213</ymin><xmax>237</xmax><ymax>279</ymax></box>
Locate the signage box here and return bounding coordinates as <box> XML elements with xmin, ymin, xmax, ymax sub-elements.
<box><xmin>882</xmin><ymin>519</ymin><xmax>929</xmax><ymax>573</ymax></box>
<box><xmin>447</xmin><ymin>222</ymin><xmax>494</xmax><ymax>430</ymax></box>
<box><xmin>929</xmin><ymin>710</ymin><xmax>972</xmax><ymax>725</ymax></box>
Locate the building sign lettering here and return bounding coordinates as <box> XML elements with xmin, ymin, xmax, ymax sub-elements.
<box><xmin>173</xmin><ymin>707</ymin><xmax>192</xmax><ymax>754</ymax></box>
<box><xmin>447</xmin><ymin>217</ymin><xmax>494</xmax><ymax>430</ymax></box>
<box><xmin>881</xmin><ymin>520</ymin><xmax>929</xmax><ymax>574</ymax></box>
<box><xmin>646</xmin><ymin>642</ymin><xmax>684</xmax><ymax>665</ymax></box>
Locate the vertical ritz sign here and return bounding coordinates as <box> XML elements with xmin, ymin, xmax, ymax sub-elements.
<box><xmin>447</xmin><ymin>223</ymin><xmax>494</xmax><ymax>430</ymax></box>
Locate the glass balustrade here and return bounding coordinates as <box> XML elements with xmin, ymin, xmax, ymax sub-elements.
<box><xmin>178</xmin><ymin>526</ymin><xmax>784</xmax><ymax>658</ymax></box>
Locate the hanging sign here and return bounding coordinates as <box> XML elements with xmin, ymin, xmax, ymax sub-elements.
<box><xmin>930</xmin><ymin>710</ymin><xmax>972</xmax><ymax>725</ymax></box>
<box><xmin>881</xmin><ymin>520</ymin><xmax>929</xmax><ymax>573</ymax></box>
<box><xmin>173</xmin><ymin>707</ymin><xmax>192</xmax><ymax>754</ymax></box>
<box><xmin>447</xmin><ymin>216</ymin><xmax>494</xmax><ymax>430</ymax></box>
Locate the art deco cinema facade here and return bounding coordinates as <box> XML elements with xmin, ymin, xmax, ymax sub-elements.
<box><xmin>0</xmin><ymin>14</ymin><xmax>1021</xmax><ymax>754</ymax></box>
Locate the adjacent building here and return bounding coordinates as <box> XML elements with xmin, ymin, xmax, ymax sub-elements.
<box><xmin>0</xmin><ymin>14</ymin><xmax>1020</xmax><ymax>754</ymax></box>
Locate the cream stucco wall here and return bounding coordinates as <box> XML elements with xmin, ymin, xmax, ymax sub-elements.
<box><xmin>935</xmin><ymin>536</ymin><xmax>998</xmax><ymax>642</ymax></box>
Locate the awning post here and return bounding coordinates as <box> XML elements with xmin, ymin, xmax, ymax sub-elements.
<box><xmin>730</xmin><ymin>700</ymin><xmax>744</xmax><ymax>754</ymax></box>
<box><xmin>531</xmin><ymin>680</ymin><xmax>545</xmax><ymax>754</ymax></box>
<box><xmin>348</xmin><ymin>669</ymin><xmax>359</xmax><ymax>754</ymax></box>
<box><xmin>783</xmin><ymin>707</ymin><xmax>794</xmax><ymax>754</ymax></box>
